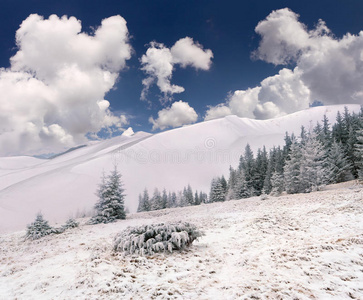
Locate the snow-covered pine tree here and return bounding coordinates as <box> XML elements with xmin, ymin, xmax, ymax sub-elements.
<box><xmin>327</xmin><ymin>141</ymin><xmax>353</xmax><ymax>183</ymax></box>
<box><xmin>226</xmin><ymin>166</ymin><xmax>238</xmax><ymax>200</ymax></box>
<box><xmin>299</xmin><ymin>133</ymin><xmax>328</xmax><ymax>192</ymax></box>
<box><xmin>240</xmin><ymin>144</ymin><xmax>257</xmax><ymax>196</ymax></box>
<box><xmin>284</xmin><ymin>141</ymin><xmax>303</xmax><ymax>194</ymax></box>
<box><xmin>332</xmin><ymin>110</ymin><xmax>345</xmax><ymax>144</ymax></box>
<box><xmin>169</xmin><ymin>191</ymin><xmax>177</xmax><ymax>208</ymax></box>
<box><xmin>89</xmin><ymin>166</ymin><xmax>126</xmax><ymax>224</ymax></box>
<box><xmin>354</xmin><ymin>117</ymin><xmax>363</xmax><ymax>179</ymax></box>
<box><xmin>138</xmin><ymin>188</ymin><xmax>151</xmax><ymax>212</ymax></box>
<box><xmin>300</xmin><ymin>126</ymin><xmax>308</xmax><ymax>145</ymax></box>
<box><xmin>25</xmin><ymin>213</ymin><xmax>53</xmax><ymax>240</ymax></box>
<box><xmin>322</xmin><ymin>114</ymin><xmax>332</xmax><ymax>148</ymax></box>
<box><xmin>194</xmin><ymin>191</ymin><xmax>200</xmax><ymax>205</ymax></box>
<box><xmin>270</xmin><ymin>171</ymin><xmax>284</xmax><ymax>196</ymax></box>
<box><xmin>161</xmin><ymin>189</ymin><xmax>168</xmax><ymax>209</ymax></box>
<box><xmin>199</xmin><ymin>191</ymin><xmax>208</xmax><ymax>204</ymax></box>
<box><xmin>209</xmin><ymin>177</ymin><xmax>226</xmax><ymax>202</ymax></box>
<box><xmin>178</xmin><ymin>190</ymin><xmax>189</xmax><ymax>207</ymax></box>
<box><xmin>137</xmin><ymin>194</ymin><xmax>144</xmax><ymax>212</ymax></box>
<box><xmin>253</xmin><ymin>147</ymin><xmax>268</xmax><ymax>195</ymax></box>
<box><xmin>184</xmin><ymin>184</ymin><xmax>194</xmax><ymax>206</ymax></box>
<box><xmin>234</xmin><ymin>169</ymin><xmax>250</xmax><ymax>198</ymax></box>
<box><xmin>150</xmin><ymin>188</ymin><xmax>162</xmax><ymax>210</ymax></box>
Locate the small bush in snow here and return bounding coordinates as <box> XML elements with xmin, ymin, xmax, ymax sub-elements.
<box><xmin>62</xmin><ymin>218</ymin><xmax>79</xmax><ymax>230</ymax></box>
<box><xmin>25</xmin><ymin>213</ymin><xmax>53</xmax><ymax>240</ymax></box>
<box><xmin>113</xmin><ymin>222</ymin><xmax>204</xmax><ymax>256</ymax></box>
<box><xmin>260</xmin><ymin>193</ymin><xmax>268</xmax><ymax>200</ymax></box>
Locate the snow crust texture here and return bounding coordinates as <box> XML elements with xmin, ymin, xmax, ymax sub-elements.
<box><xmin>1</xmin><ymin>182</ymin><xmax>362</xmax><ymax>299</ymax></box>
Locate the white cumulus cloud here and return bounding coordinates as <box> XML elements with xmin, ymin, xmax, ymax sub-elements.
<box><xmin>141</xmin><ymin>37</ymin><xmax>213</xmax><ymax>102</ymax></box>
<box><xmin>149</xmin><ymin>100</ymin><xmax>198</xmax><ymax>130</ymax></box>
<box><xmin>205</xmin><ymin>8</ymin><xmax>363</xmax><ymax>121</ymax></box>
<box><xmin>0</xmin><ymin>14</ymin><xmax>132</xmax><ymax>156</ymax></box>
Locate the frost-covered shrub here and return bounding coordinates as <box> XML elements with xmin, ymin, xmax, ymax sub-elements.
<box><xmin>25</xmin><ymin>213</ymin><xmax>53</xmax><ymax>240</ymax></box>
<box><xmin>62</xmin><ymin>218</ymin><xmax>79</xmax><ymax>230</ymax></box>
<box><xmin>113</xmin><ymin>222</ymin><xmax>204</xmax><ymax>255</ymax></box>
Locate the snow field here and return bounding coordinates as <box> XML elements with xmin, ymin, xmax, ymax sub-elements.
<box><xmin>1</xmin><ymin>182</ymin><xmax>362</xmax><ymax>299</ymax></box>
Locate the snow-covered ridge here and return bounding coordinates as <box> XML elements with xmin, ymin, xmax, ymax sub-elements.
<box><xmin>0</xmin><ymin>104</ymin><xmax>360</xmax><ymax>233</ymax></box>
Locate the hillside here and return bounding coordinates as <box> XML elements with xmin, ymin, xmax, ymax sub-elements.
<box><xmin>0</xmin><ymin>104</ymin><xmax>361</xmax><ymax>233</ymax></box>
<box><xmin>1</xmin><ymin>182</ymin><xmax>362</xmax><ymax>299</ymax></box>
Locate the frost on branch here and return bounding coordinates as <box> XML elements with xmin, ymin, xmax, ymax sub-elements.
<box><xmin>113</xmin><ymin>222</ymin><xmax>204</xmax><ymax>255</ymax></box>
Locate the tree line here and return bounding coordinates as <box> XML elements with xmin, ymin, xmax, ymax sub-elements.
<box><xmin>137</xmin><ymin>185</ymin><xmax>208</xmax><ymax>212</ymax></box>
<box><xmin>209</xmin><ymin>106</ymin><xmax>363</xmax><ymax>202</ymax></box>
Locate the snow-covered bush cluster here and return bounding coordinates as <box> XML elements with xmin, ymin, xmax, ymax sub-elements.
<box><xmin>25</xmin><ymin>213</ymin><xmax>79</xmax><ymax>240</ymax></box>
<box><xmin>62</xmin><ymin>218</ymin><xmax>79</xmax><ymax>229</ymax></box>
<box><xmin>113</xmin><ymin>222</ymin><xmax>204</xmax><ymax>255</ymax></box>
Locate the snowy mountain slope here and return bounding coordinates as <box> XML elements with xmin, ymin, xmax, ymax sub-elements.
<box><xmin>1</xmin><ymin>182</ymin><xmax>362</xmax><ymax>299</ymax></box>
<box><xmin>0</xmin><ymin>104</ymin><xmax>360</xmax><ymax>233</ymax></box>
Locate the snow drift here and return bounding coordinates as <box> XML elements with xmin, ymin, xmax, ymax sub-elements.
<box><xmin>0</xmin><ymin>104</ymin><xmax>360</xmax><ymax>232</ymax></box>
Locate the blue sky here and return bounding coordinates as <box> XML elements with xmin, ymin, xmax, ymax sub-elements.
<box><xmin>0</xmin><ymin>0</ymin><xmax>363</xmax><ymax>155</ymax></box>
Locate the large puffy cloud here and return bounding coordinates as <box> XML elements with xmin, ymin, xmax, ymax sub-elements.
<box><xmin>141</xmin><ymin>37</ymin><xmax>213</xmax><ymax>102</ymax></box>
<box><xmin>149</xmin><ymin>100</ymin><xmax>198</xmax><ymax>130</ymax></box>
<box><xmin>0</xmin><ymin>14</ymin><xmax>132</xmax><ymax>156</ymax></box>
<box><xmin>205</xmin><ymin>8</ymin><xmax>363</xmax><ymax>121</ymax></box>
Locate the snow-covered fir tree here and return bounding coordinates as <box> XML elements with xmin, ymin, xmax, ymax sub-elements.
<box><xmin>150</xmin><ymin>188</ymin><xmax>163</xmax><ymax>210</ymax></box>
<box><xmin>89</xmin><ymin>166</ymin><xmax>126</xmax><ymax>224</ymax></box>
<box><xmin>270</xmin><ymin>171</ymin><xmax>284</xmax><ymax>196</ymax></box>
<box><xmin>299</xmin><ymin>134</ymin><xmax>328</xmax><ymax>192</ymax></box>
<box><xmin>209</xmin><ymin>177</ymin><xmax>226</xmax><ymax>202</ymax></box>
<box><xmin>327</xmin><ymin>141</ymin><xmax>353</xmax><ymax>183</ymax></box>
<box><xmin>199</xmin><ymin>191</ymin><xmax>208</xmax><ymax>204</ymax></box>
<box><xmin>284</xmin><ymin>141</ymin><xmax>303</xmax><ymax>194</ymax></box>
<box><xmin>137</xmin><ymin>188</ymin><xmax>151</xmax><ymax>212</ymax></box>
<box><xmin>161</xmin><ymin>189</ymin><xmax>168</xmax><ymax>209</ymax></box>
<box><xmin>226</xmin><ymin>166</ymin><xmax>238</xmax><ymax>200</ymax></box>
<box><xmin>25</xmin><ymin>213</ymin><xmax>53</xmax><ymax>240</ymax></box>
<box><xmin>355</xmin><ymin>118</ymin><xmax>363</xmax><ymax>179</ymax></box>
<box><xmin>194</xmin><ymin>191</ymin><xmax>200</xmax><ymax>205</ymax></box>
<box><xmin>184</xmin><ymin>184</ymin><xmax>194</xmax><ymax>206</ymax></box>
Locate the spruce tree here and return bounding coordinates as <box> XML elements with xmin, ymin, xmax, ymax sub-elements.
<box><xmin>199</xmin><ymin>191</ymin><xmax>208</xmax><ymax>204</ymax></box>
<box><xmin>137</xmin><ymin>188</ymin><xmax>151</xmax><ymax>212</ymax></box>
<box><xmin>270</xmin><ymin>172</ymin><xmax>284</xmax><ymax>196</ymax></box>
<box><xmin>299</xmin><ymin>134</ymin><xmax>328</xmax><ymax>192</ymax></box>
<box><xmin>89</xmin><ymin>167</ymin><xmax>126</xmax><ymax>224</ymax></box>
<box><xmin>184</xmin><ymin>184</ymin><xmax>194</xmax><ymax>206</ymax></box>
<box><xmin>284</xmin><ymin>141</ymin><xmax>303</xmax><ymax>194</ymax></box>
<box><xmin>226</xmin><ymin>166</ymin><xmax>238</xmax><ymax>200</ymax></box>
<box><xmin>209</xmin><ymin>177</ymin><xmax>226</xmax><ymax>202</ymax></box>
<box><xmin>25</xmin><ymin>213</ymin><xmax>53</xmax><ymax>240</ymax></box>
<box><xmin>354</xmin><ymin>119</ymin><xmax>363</xmax><ymax>179</ymax></box>
<box><xmin>194</xmin><ymin>191</ymin><xmax>200</xmax><ymax>205</ymax></box>
<box><xmin>150</xmin><ymin>188</ymin><xmax>162</xmax><ymax>210</ymax></box>
<box><xmin>327</xmin><ymin>141</ymin><xmax>353</xmax><ymax>183</ymax></box>
<box><xmin>161</xmin><ymin>189</ymin><xmax>168</xmax><ymax>209</ymax></box>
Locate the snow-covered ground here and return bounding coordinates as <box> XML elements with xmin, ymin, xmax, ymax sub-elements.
<box><xmin>1</xmin><ymin>181</ymin><xmax>362</xmax><ymax>299</ymax></box>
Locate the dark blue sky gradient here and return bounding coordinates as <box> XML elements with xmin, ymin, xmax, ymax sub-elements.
<box><xmin>1</xmin><ymin>0</ymin><xmax>362</xmax><ymax>132</ymax></box>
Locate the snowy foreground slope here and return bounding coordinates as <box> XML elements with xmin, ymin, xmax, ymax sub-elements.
<box><xmin>0</xmin><ymin>104</ymin><xmax>361</xmax><ymax>232</ymax></box>
<box><xmin>1</xmin><ymin>182</ymin><xmax>362</xmax><ymax>299</ymax></box>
